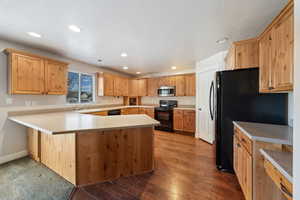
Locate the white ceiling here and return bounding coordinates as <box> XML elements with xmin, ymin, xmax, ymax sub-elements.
<box><xmin>0</xmin><ymin>0</ymin><xmax>287</xmax><ymax>75</ymax></box>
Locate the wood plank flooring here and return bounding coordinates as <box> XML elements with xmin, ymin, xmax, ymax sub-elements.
<box><xmin>70</xmin><ymin>130</ymin><xmax>244</xmax><ymax>200</ymax></box>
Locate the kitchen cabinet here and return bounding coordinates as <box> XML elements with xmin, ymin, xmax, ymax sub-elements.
<box><xmin>259</xmin><ymin>1</ymin><xmax>294</xmax><ymax>93</ymax></box>
<box><xmin>147</xmin><ymin>78</ymin><xmax>158</xmax><ymax>96</ymax></box>
<box><xmin>234</xmin><ymin>125</ymin><xmax>286</xmax><ymax>200</ymax></box>
<box><xmin>45</xmin><ymin>60</ymin><xmax>68</xmax><ymax>95</ymax></box>
<box><xmin>144</xmin><ymin>108</ymin><xmax>155</xmax><ymax>119</ymax></box>
<box><xmin>98</xmin><ymin>73</ymin><xmax>129</xmax><ymax>96</ymax></box>
<box><xmin>88</xmin><ymin>111</ymin><xmax>108</xmax><ymax>116</ymax></box>
<box><xmin>173</xmin><ymin>109</ymin><xmax>195</xmax><ymax>133</ymax></box>
<box><xmin>102</xmin><ymin>73</ymin><xmax>115</xmax><ymax>96</ymax></box>
<box><xmin>225</xmin><ymin>38</ymin><xmax>259</xmax><ymax>70</ymax></box>
<box><xmin>5</xmin><ymin>48</ymin><xmax>68</xmax><ymax>95</ymax></box>
<box><xmin>175</xmin><ymin>75</ymin><xmax>185</xmax><ymax>96</ymax></box>
<box><xmin>114</xmin><ymin>76</ymin><xmax>129</xmax><ymax>96</ymax></box>
<box><xmin>129</xmin><ymin>79</ymin><xmax>147</xmax><ymax>96</ymax></box>
<box><xmin>185</xmin><ymin>74</ymin><xmax>196</xmax><ymax>96</ymax></box>
<box><xmin>173</xmin><ymin>109</ymin><xmax>184</xmax><ymax>131</ymax></box>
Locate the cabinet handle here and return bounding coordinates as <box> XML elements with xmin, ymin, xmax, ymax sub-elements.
<box><xmin>280</xmin><ymin>183</ymin><xmax>293</xmax><ymax>198</ymax></box>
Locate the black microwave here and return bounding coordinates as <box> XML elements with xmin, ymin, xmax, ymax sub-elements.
<box><xmin>157</xmin><ymin>86</ymin><xmax>176</xmax><ymax>97</ymax></box>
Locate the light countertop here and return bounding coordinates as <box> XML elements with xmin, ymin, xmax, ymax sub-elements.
<box><xmin>9</xmin><ymin>112</ymin><xmax>160</xmax><ymax>134</ymax></box>
<box><xmin>233</xmin><ymin>121</ymin><xmax>293</xmax><ymax>145</ymax></box>
<box><xmin>260</xmin><ymin>149</ymin><xmax>293</xmax><ymax>183</ymax></box>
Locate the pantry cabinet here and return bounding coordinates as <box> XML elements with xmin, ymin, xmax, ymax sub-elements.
<box><xmin>259</xmin><ymin>1</ymin><xmax>294</xmax><ymax>93</ymax></box>
<box><xmin>5</xmin><ymin>49</ymin><xmax>68</xmax><ymax>95</ymax></box>
<box><xmin>225</xmin><ymin>38</ymin><xmax>259</xmax><ymax>70</ymax></box>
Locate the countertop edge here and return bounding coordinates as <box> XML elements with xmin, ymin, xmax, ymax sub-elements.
<box><xmin>232</xmin><ymin>121</ymin><xmax>292</xmax><ymax>145</ymax></box>
<box><xmin>260</xmin><ymin>149</ymin><xmax>293</xmax><ymax>183</ymax></box>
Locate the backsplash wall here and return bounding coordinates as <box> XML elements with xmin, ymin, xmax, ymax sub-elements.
<box><xmin>0</xmin><ymin>39</ymin><xmax>125</xmax><ymax>107</ymax></box>
<box><xmin>142</xmin><ymin>96</ymin><xmax>196</xmax><ymax>106</ymax></box>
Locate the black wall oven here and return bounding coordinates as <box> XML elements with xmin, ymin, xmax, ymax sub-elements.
<box><xmin>155</xmin><ymin>100</ymin><xmax>178</xmax><ymax>132</ymax></box>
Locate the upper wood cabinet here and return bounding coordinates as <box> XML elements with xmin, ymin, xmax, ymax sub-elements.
<box><xmin>225</xmin><ymin>38</ymin><xmax>259</xmax><ymax>70</ymax></box>
<box><xmin>128</xmin><ymin>79</ymin><xmax>147</xmax><ymax>96</ymax></box>
<box><xmin>45</xmin><ymin>60</ymin><xmax>68</xmax><ymax>95</ymax></box>
<box><xmin>175</xmin><ymin>75</ymin><xmax>186</xmax><ymax>96</ymax></box>
<box><xmin>98</xmin><ymin>73</ymin><xmax>129</xmax><ymax>96</ymax></box>
<box><xmin>259</xmin><ymin>1</ymin><xmax>294</xmax><ymax>93</ymax></box>
<box><xmin>185</xmin><ymin>74</ymin><xmax>196</xmax><ymax>96</ymax></box>
<box><xmin>147</xmin><ymin>78</ymin><xmax>158</xmax><ymax>96</ymax></box>
<box><xmin>5</xmin><ymin>49</ymin><xmax>68</xmax><ymax>95</ymax></box>
<box><xmin>137</xmin><ymin>79</ymin><xmax>147</xmax><ymax>96</ymax></box>
<box><xmin>102</xmin><ymin>73</ymin><xmax>115</xmax><ymax>96</ymax></box>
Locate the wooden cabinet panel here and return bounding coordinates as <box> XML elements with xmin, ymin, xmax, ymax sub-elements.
<box><xmin>258</xmin><ymin>1</ymin><xmax>294</xmax><ymax>93</ymax></box>
<box><xmin>259</xmin><ymin>31</ymin><xmax>273</xmax><ymax>92</ymax></box>
<box><xmin>158</xmin><ymin>77</ymin><xmax>170</xmax><ymax>87</ymax></box>
<box><xmin>272</xmin><ymin>9</ymin><xmax>294</xmax><ymax>92</ymax></box>
<box><xmin>144</xmin><ymin>108</ymin><xmax>155</xmax><ymax>119</ymax></box>
<box><xmin>45</xmin><ymin>60</ymin><xmax>68</xmax><ymax>95</ymax></box>
<box><xmin>173</xmin><ymin>109</ymin><xmax>184</xmax><ymax>131</ymax></box>
<box><xmin>27</xmin><ymin>128</ymin><xmax>40</xmax><ymax>162</ymax></box>
<box><xmin>147</xmin><ymin>78</ymin><xmax>158</xmax><ymax>96</ymax></box>
<box><xmin>175</xmin><ymin>75</ymin><xmax>185</xmax><ymax>96</ymax></box>
<box><xmin>122</xmin><ymin>78</ymin><xmax>129</xmax><ymax>96</ymax></box>
<box><xmin>129</xmin><ymin>79</ymin><xmax>139</xmax><ymax>96</ymax></box>
<box><xmin>88</xmin><ymin>111</ymin><xmax>108</xmax><ymax>116</ymax></box>
<box><xmin>103</xmin><ymin>73</ymin><xmax>115</xmax><ymax>96</ymax></box>
<box><xmin>225</xmin><ymin>45</ymin><xmax>236</xmax><ymax>70</ymax></box>
<box><xmin>10</xmin><ymin>53</ymin><xmax>45</xmax><ymax>94</ymax></box>
<box><xmin>183</xmin><ymin>110</ymin><xmax>195</xmax><ymax>133</ymax></box>
<box><xmin>185</xmin><ymin>74</ymin><xmax>196</xmax><ymax>96</ymax></box>
<box><xmin>235</xmin><ymin>39</ymin><xmax>259</xmax><ymax>69</ymax></box>
<box><xmin>138</xmin><ymin>79</ymin><xmax>147</xmax><ymax>96</ymax></box>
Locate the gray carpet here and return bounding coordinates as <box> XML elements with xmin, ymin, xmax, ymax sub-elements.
<box><xmin>0</xmin><ymin>157</ymin><xmax>74</xmax><ymax>200</ymax></box>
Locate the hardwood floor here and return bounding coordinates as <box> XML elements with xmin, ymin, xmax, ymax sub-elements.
<box><xmin>70</xmin><ymin>131</ymin><xmax>244</xmax><ymax>200</ymax></box>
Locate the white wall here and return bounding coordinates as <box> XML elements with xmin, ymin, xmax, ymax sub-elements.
<box><xmin>0</xmin><ymin>39</ymin><xmax>126</xmax><ymax>164</ymax></box>
<box><xmin>294</xmin><ymin>0</ymin><xmax>300</xmax><ymax>198</ymax></box>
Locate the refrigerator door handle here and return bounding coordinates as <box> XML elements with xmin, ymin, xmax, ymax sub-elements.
<box><xmin>209</xmin><ymin>81</ymin><xmax>214</xmax><ymax>120</ymax></box>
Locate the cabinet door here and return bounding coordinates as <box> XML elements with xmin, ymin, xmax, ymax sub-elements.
<box><xmin>45</xmin><ymin>60</ymin><xmax>68</xmax><ymax>95</ymax></box>
<box><xmin>175</xmin><ymin>75</ymin><xmax>185</xmax><ymax>96</ymax></box>
<box><xmin>183</xmin><ymin>110</ymin><xmax>195</xmax><ymax>132</ymax></box>
<box><xmin>138</xmin><ymin>79</ymin><xmax>147</xmax><ymax>96</ymax></box>
<box><xmin>129</xmin><ymin>79</ymin><xmax>139</xmax><ymax>96</ymax></box>
<box><xmin>259</xmin><ymin>31</ymin><xmax>273</xmax><ymax>92</ymax></box>
<box><xmin>272</xmin><ymin>10</ymin><xmax>294</xmax><ymax>91</ymax></box>
<box><xmin>158</xmin><ymin>77</ymin><xmax>169</xmax><ymax>87</ymax></box>
<box><xmin>235</xmin><ymin>39</ymin><xmax>259</xmax><ymax>69</ymax></box>
<box><xmin>185</xmin><ymin>74</ymin><xmax>196</xmax><ymax>96</ymax></box>
<box><xmin>103</xmin><ymin>73</ymin><xmax>115</xmax><ymax>96</ymax></box>
<box><xmin>225</xmin><ymin>45</ymin><xmax>235</xmax><ymax>70</ymax></box>
<box><xmin>10</xmin><ymin>53</ymin><xmax>45</xmax><ymax>94</ymax></box>
<box><xmin>147</xmin><ymin>78</ymin><xmax>158</xmax><ymax>96</ymax></box>
<box><xmin>173</xmin><ymin>109</ymin><xmax>183</xmax><ymax>131</ymax></box>
<box><xmin>241</xmin><ymin>145</ymin><xmax>253</xmax><ymax>200</ymax></box>
<box><xmin>121</xmin><ymin>78</ymin><xmax>129</xmax><ymax>96</ymax></box>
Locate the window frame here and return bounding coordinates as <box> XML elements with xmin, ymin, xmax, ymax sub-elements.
<box><xmin>67</xmin><ymin>70</ymin><xmax>96</xmax><ymax>104</ymax></box>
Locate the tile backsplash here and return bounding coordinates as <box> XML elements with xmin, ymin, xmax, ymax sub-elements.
<box><xmin>142</xmin><ymin>96</ymin><xmax>195</xmax><ymax>106</ymax></box>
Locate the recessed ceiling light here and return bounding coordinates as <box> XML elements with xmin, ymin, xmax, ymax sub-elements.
<box><xmin>216</xmin><ymin>37</ymin><xmax>229</xmax><ymax>44</ymax></box>
<box><xmin>136</xmin><ymin>72</ymin><xmax>141</xmax><ymax>74</ymax></box>
<box><xmin>171</xmin><ymin>66</ymin><xmax>177</xmax><ymax>70</ymax></box>
<box><xmin>121</xmin><ymin>53</ymin><xmax>128</xmax><ymax>57</ymax></box>
<box><xmin>69</xmin><ymin>25</ymin><xmax>81</xmax><ymax>32</ymax></box>
<box><xmin>27</xmin><ymin>32</ymin><xmax>41</xmax><ymax>38</ymax></box>
<box><xmin>123</xmin><ymin>66</ymin><xmax>128</xmax><ymax>70</ymax></box>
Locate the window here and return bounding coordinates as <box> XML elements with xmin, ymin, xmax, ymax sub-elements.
<box><xmin>67</xmin><ymin>71</ymin><xmax>95</xmax><ymax>103</ymax></box>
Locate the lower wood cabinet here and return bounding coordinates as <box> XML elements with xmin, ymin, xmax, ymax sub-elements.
<box><xmin>234</xmin><ymin>125</ymin><xmax>286</xmax><ymax>200</ymax></box>
<box><xmin>121</xmin><ymin>108</ymin><xmax>140</xmax><ymax>115</ymax></box>
<box><xmin>139</xmin><ymin>108</ymin><xmax>155</xmax><ymax>119</ymax></box>
<box><xmin>173</xmin><ymin>109</ymin><xmax>195</xmax><ymax>133</ymax></box>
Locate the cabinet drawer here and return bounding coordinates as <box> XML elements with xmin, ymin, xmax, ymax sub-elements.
<box><xmin>264</xmin><ymin>159</ymin><xmax>293</xmax><ymax>200</ymax></box>
<box><xmin>174</xmin><ymin>109</ymin><xmax>183</xmax><ymax>115</ymax></box>
<box><xmin>234</xmin><ymin>127</ymin><xmax>252</xmax><ymax>155</ymax></box>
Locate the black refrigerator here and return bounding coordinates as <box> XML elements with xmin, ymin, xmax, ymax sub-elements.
<box><xmin>215</xmin><ymin>68</ymin><xmax>288</xmax><ymax>172</ymax></box>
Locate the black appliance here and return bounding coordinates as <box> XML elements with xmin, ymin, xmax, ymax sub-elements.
<box><xmin>107</xmin><ymin>109</ymin><xmax>121</xmax><ymax>115</ymax></box>
<box><xmin>155</xmin><ymin>100</ymin><xmax>178</xmax><ymax>132</ymax></box>
<box><xmin>216</xmin><ymin>68</ymin><xmax>288</xmax><ymax>172</ymax></box>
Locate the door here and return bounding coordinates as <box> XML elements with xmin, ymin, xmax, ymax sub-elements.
<box><xmin>196</xmin><ymin>70</ymin><xmax>216</xmax><ymax>144</ymax></box>
<box><xmin>45</xmin><ymin>60</ymin><xmax>68</xmax><ymax>95</ymax></box>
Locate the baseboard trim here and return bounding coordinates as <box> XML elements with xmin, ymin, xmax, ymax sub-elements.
<box><xmin>0</xmin><ymin>150</ymin><xmax>28</xmax><ymax>165</ymax></box>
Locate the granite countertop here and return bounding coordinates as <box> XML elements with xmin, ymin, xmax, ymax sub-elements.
<box><xmin>233</xmin><ymin>121</ymin><xmax>293</xmax><ymax>145</ymax></box>
<box><xmin>9</xmin><ymin>112</ymin><xmax>159</xmax><ymax>134</ymax></box>
<box><xmin>260</xmin><ymin>149</ymin><xmax>293</xmax><ymax>183</ymax></box>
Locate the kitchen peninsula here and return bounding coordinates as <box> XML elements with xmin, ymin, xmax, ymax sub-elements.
<box><xmin>9</xmin><ymin>112</ymin><xmax>159</xmax><ymax>186</ymax></box>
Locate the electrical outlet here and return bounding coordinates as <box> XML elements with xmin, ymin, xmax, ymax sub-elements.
<box><xmin>5</xmin><ymin>98</ymin><xmax>13</xmax><ymax>105</ymax></box>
